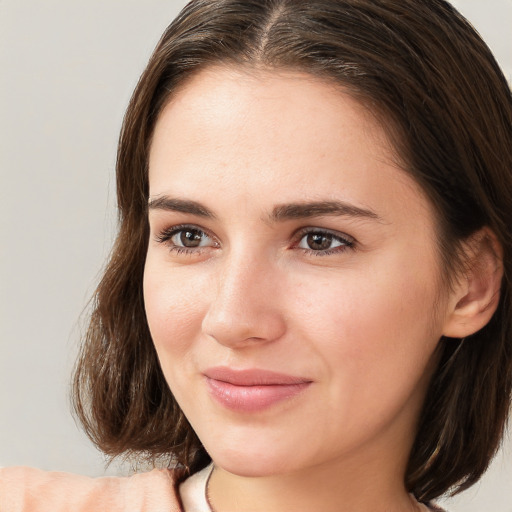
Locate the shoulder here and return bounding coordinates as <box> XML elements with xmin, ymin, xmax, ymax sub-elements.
<box><xmin>0</xmin><ymin>466</ymin><xmax>183</xmax><ymax>512</ymax></box>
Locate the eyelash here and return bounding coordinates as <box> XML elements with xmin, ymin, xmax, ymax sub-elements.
<box><xmin>294</xmin><ymin>227</ymin><xmax>355</xmax><ymax>256</ymax></box>
<box><xmin>155</xmin><ymin>224</ymin><xmax>217</xmax><ymax>256</ymax></box>
<box><xmin>154</xmin><ymin>225</ymin><xmax>356</xmax><ymax>257</ymax></box>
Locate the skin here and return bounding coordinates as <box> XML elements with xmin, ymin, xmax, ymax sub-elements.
<box><xmin>143</xmin><ymin>67</ymin><xmax>482</xmax><ymax>512</ymax></box>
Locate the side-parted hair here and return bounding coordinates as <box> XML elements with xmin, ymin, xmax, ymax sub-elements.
<box><xmin>73</xmin><ymin>0</ymin><xmax>512</xmax><ymax>502</ymax></box>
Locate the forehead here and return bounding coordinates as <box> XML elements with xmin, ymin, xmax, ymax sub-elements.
<box><xmin>148</xmin><ymin>65</ymin><xmax>429</xmax><ymax>222</ymax></box>
<box><xmin>151</xmin><ymin>66</ymin><xmax>392</xmax><ymax>159</ymax></box>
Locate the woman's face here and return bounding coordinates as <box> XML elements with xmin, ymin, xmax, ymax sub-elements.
<box><xmin>144</xmin><ymin>67</ymin><xmax>453</xmax><ymax>478</ymax></box>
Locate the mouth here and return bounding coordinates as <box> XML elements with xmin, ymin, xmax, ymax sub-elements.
<box><xmin>203</xmin><ymin>367</ymin><xmax>313</xmax><ymax>412</ymax></box>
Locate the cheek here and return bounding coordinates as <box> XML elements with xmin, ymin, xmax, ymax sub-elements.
<box><xmin>294</xmin><ymin>254</ymin><xmax>443</xmax><ymax>377</ymax></box>
<box><xmin>143</xmin><ymin>259</ymin><xmax>208</xmax><ymax>359</ymax></box>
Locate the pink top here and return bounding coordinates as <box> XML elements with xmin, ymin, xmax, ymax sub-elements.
<box><xmin>0</xmin><ymin>466</ymin><xmax>182</xmax><ymax>512</ymax></box>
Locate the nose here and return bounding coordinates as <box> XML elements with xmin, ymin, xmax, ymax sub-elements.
<box><xmin>201</xmin><ymin>253</ymin><xmax>287</xmax><ymax>348</ymax></box>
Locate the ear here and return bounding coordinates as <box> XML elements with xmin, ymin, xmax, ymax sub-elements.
<box><xmin>442</xmin><ymin>228</ymin><xmax>503</xmax><ymax>338</ymax></box>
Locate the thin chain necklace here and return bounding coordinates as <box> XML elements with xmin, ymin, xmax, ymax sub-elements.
<box><xmin>204</xmin><ymin>467</ymin><xmax>428</xmax><ymax>512</ymax></box>
<box><xmin>204</xmin><ymin>466</ymin><xmax>215</xmax><ymax>512</ymax></box>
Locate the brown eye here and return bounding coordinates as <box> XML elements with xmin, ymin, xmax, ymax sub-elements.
<box><xmin>305</xmin><ymin>233</ymin><xmax>334</xmax><ymax>251</ymax></box>
<box><xmin>179</xmin><ymin>229</ymin><xmax>203</xmax><ymax>247</ymax></box>
<box><xmin>297</xmin><ymin>230</ymin><xmax>353</xmax><ymax>253</ymax></box>
<box><xmin>171</xmin><ymin>228</ymin><xmax>212</xmax><ymax>248</ymax></box>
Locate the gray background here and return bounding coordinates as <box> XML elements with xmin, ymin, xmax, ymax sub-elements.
<box><xmin>1</xmin><ymin>1</ymin><xmax>511</xmax><ymax>510</ymax></box>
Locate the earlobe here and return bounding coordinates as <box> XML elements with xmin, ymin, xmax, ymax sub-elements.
<box><xmin>442</xmin><ymin>228</ymin><xmax>503</xmax><ymax>339</ymax></box>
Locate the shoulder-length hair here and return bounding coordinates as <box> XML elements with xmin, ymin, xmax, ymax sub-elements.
<box><xmin>73</xmin><ymin>0</ymin><xmax>512</xmax><ymax>502</ymax></box>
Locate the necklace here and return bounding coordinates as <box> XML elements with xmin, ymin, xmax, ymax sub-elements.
<box><xmin>204</xmin><ymin>467</ymin><xmax>429</xmax><ymax>512</ymax></box>
<box><xmin>204</xmin><ymin>466</ymin><xmax>215</xmax><ymax>512</ymax></box>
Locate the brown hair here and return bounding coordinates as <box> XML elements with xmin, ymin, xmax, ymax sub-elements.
<box><xmin>73</xmin><ymin>0</ymin><xmax>512</xmax><ymax>501</ymax></box>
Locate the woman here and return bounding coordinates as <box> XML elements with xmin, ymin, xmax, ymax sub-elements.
<box><xmin>1</xmin><ymin>0</ymin><xmax>511</xmax><ymax>511</ymax></box>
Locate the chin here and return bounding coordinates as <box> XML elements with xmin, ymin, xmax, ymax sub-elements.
<box><xmin>205</xmin><ymin>442</ymin><xmax>297</xmax><ymax>477</ymax></box>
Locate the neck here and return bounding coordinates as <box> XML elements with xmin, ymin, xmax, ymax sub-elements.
<box><xmin>207</xmin><ymin>445</ymin><xmax>420</xmax><ymax>512</ymax></box>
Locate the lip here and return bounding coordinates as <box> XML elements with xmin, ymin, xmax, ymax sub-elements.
<box><xmin>203</xmin><ymin>367</ymin><xmax>312</xmax><ymax>412</ymax></box>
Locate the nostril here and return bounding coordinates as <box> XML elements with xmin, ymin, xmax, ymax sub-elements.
<box><xmin>200</xmin><ymin>259</ymin><xmax>287</xmax><ymax>347</ymax></box>
<box><xmin>201</xmin><ymin>299</ymin><xmax>286</xmax><ymax>348</ymax></box>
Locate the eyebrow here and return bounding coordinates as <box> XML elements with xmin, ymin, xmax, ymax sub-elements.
<box><xmin>148</xmin><ymin>197</ymin><xmax>216</xmax><ymax>218</ymax></box>
<box><xmin>148</xmin><ymin>196</ymin><xmax>381</xmax><ymax>223</ymax></box>
<box><xmin>269</xmin><ymin>200</ymin><xmax>382</xmax><ymax>222</ymax></box>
